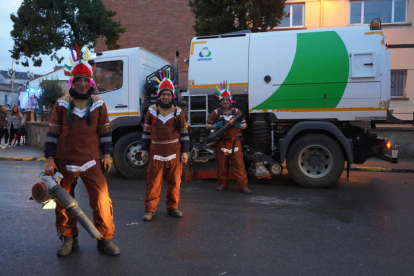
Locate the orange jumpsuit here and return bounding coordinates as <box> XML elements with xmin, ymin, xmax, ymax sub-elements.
<box><xmin>44</xmin><ymin>95</ymin><xmax>115</xmax><ymax>239</ymax></box>
<box><xmin>141</xmin><ymin>105</ymin><xmax>189</xmax><ymax>212</ymax></box>
<box><xmin>207</xmin><ymin>108</ymin><xmax>248</xmax><ymax>190</ymax></box>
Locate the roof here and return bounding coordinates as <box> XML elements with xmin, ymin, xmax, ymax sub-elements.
<box><xmin>29</xmin><ymin>67</ymin><xmax>64</xmax><ymax>82</ymax></box>
<box><xmin>0</xmin><ymin>70</ymin><xmax>42</xmax><ymax>80</ymax></box>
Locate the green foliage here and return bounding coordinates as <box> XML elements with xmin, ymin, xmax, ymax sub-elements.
<box><xmin>38</xmin><ymin>79</ymin><xmax>64</xmax><ymax>110</ymax></box>
<box><xmin>10</xmin><ymin>0</ymin><xmax>126</xmax><ymax>67</ymax></box>
<box><xmin>189</xmin><ymin>0</ymin><xmax>286</xmax><ymax>36</ymax></box>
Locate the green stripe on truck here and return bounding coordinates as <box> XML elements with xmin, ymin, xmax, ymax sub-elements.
<box><xmin>254</xmin><ymin>31</ymin><xmax>349</xmax><ymax>110</ymax></box>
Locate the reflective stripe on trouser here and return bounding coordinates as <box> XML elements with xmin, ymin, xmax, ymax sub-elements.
<box><xmin>145</xmin><ymin>154</ymin><xmax>182</xmax><ymax>212</ymax></box>
<box><xmin>216</xmin><ymin>140</ymin><xmax>248</xmax><ymax>189</ymax></box>
<box><xmin>54</xmin><ymin>160</ymin><xmax>115</xmax><ymax>239</ymax></box>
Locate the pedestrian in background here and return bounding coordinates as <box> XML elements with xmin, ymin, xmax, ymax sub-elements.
<box><xmin>0</xmin><ymin>105</ymin><xmax>10</xmax><ymax>148</ymax></box>
<box><xmin>8</xmin><ymin>106</ymin><xmax>24</xmax><ymax>147</ymax></box>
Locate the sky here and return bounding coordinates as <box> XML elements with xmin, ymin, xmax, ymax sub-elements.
<box><xmin>0</xmin><ymin>1</ymin><xmax>67</xmax><ymax>75</ymax></box>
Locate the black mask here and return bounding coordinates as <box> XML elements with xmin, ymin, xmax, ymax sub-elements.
<box><xmin>157</xmin><ymin>99</ymin><xmax>173</xmax><ymax>109</ymax></box>
<box><xmin>69</xmin><ymin>87</ymin><xmax>94</xmax><ymax>100</ymax></box>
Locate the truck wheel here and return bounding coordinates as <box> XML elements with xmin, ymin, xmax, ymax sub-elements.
<box><xmin>286</xmin><ymin>134</ymin><xmax>344</xmax><ymax>188</ymax></box>
<box><xmin>113</xmin><ymin>132</ymin><xmax>147</xmax><ymax>179</ymax></box>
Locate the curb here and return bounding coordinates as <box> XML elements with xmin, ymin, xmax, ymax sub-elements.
<box><xmin>0</xmin><ymin>157</ymin><xmax>45</xmax><ymax>161</ymax></box>
<box><xmin>279</xmin><ymin>165</ymin><xmax>414</xmax><ymax>174</ymax></box>
<box><xmin>350</xmin><ymin>167</ymin><xmax>392</xmax><ymax>172</ymax></box>
<box><xmin>1</xmin><ymin>157</ymin><xmax>413</xmax><ymax>173</ymax></box>
<box><xmin>351</xmin><ymin>167</ymin><xmax>414</xmax><ymax>173</ymax></box>
<box><xmin>350</xmin><ymin>167</ymin><xmax>414</xmax><ymax>173</ymax></box>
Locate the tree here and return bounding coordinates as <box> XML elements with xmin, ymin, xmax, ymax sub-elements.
<box><xmin>189</xmin><ymin>0</ymin><xmax>286</xmax><ymax>36</ymax></box>
<box><xmin>10</xmin><ymin>0</ymin><xmax>126</xmax><ymax>67</ymax></box>
<box><xmin>38</xmin><ymin>79</ymin><xmax>64</xmax><ymax>110</ymax></box>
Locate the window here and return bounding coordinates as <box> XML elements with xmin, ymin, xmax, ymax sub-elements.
<box><xmin>391</xmin><ymin>70</ymin><xmax>406</xmax><ymax>97</ymax></box>
<box><xmin>277</xmin><ymin>4</ymin><xmax>304</xmax><ymax>28</ymax></box>
<box><xmin>91</xmin><ymin>60</ymin><xmax>123</xmax><ymax>94</ymax></box>
<box><xmin>350</xmin><ymin>0</ymin><xmax>407</xmax><ymax>25</ymax></box>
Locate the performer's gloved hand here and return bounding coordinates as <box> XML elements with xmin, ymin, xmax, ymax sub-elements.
<box><xmin>141</xmin><ymin>151</ymin><xmax>149</xmax><ymax>163</ymax></box>
<box><xmin>214</xmin><ymin>121</ymin><xmax>224</xmax><ymax>129</ymax></box>
<box><xmin>181</xmin><ymin>152</ymin><xmax>188</xmax><ymax>164</ymax></box>
<box><xmin>102</xmin><ymin>155</ymin><xmax>112</xmax><ymax>174</ymax></box>
<box><xmin>45</xmin><ymin>158</ymin><xmax>58</xmax><ymax>176</ymax></box>
<box><xmin>234</xmin><ymin>122</ymin><xmax>242</xmax><ymax>129</ymax></box>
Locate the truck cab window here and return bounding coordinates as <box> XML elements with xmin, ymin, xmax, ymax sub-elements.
<box><xmin>91</xmin><ymin>60</ymin><xmax>123</xmax><ymax>94</ymax></box>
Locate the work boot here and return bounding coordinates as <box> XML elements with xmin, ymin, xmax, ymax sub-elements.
<box><xmin>241</xmin><ymin>188</ymin><xmax>252</xmax><ymax>194</ymax></box>
<box><xmin>216</xmin><ymin>185</ymin><xmax>228</xmax><ymax>191</ymax></box>
<box><xmin>142</xmin><ymin>211</ymin><xmax>155</xmax><ymax>221</ymax></box>
<box><xmin>56</xmin><ymin>236</ymin><xmax>78</xmax><ymax>257</ymax></box>
<box><xmin>97</xmin><ymin>239</ymin><xmax>120</xmax><ymax>256</ymax></box>
<box><xmin>167</xmin><ymin>209</ymin><xmax>183</xmax><ymax>218</ymax></box>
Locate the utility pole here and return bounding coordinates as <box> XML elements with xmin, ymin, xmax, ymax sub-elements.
<box><xmin>10</xmin><ymin>61</ymin><xmax>15</xmax><ymax>106</ymax></box>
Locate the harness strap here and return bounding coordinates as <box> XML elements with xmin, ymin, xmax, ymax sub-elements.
<box><xmin>150</xmin><ymin>105</ymin><xmax>179</xmax><ymax>129</ymax></box>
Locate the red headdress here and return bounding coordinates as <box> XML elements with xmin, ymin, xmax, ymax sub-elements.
<box><xmin>215</xmin><ymin>80</ymin><xmax>235</xmax><ymax>103</ymax></box>
<box><xmin>155</xmin><ymin>69</ymin><xmax>178</xmax><ymax>98</ymax></box>
<box><xmin>63</xmin><ymin>44</ymin><xmax>97</xmax><ymax>88</ymax></box>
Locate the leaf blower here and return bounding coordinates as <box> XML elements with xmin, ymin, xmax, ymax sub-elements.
<box><xmin>203</xmin><ymin>112</ymin><xmax>244</xmax><ymax>145</ymax></box>
<box><xmin>31</xmin><ymin>171</ymin><xmax>103</xmax><ymax>240</ymax></box>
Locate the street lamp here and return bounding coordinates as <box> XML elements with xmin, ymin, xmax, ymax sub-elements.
<box><xmin>10</xmin><ymin>61</ymin><xmax>15</xmax><ymax>106</ymax></box>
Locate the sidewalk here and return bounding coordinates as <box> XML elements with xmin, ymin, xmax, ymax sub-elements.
<box><xmin>1</xmin><ymin>144</ymin><xmax>414</xmax><ymax>172</ymax></box>
<box><xmin>0</xmin><ymin>145</ymin><xmax>45</xmax><ymax>161</ymax></box>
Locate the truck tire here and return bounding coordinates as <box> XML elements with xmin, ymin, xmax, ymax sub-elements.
<box><xmin>113</xmin><ymin>132</ymin><xmax>147</xmax><ymax>179</ymax></box>
<box><xmin>286</xmin><ymin>134</ymin><xmax>344</xmax><ymax>188</ymax></box>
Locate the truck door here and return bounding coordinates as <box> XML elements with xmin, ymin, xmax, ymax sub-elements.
<box><xmin>92</xmin><ymin>56</ymin><xmax>129</xmax><ymax>121</ymax></box>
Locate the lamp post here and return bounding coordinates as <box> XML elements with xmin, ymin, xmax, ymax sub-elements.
<box><xmin>10</xmin><ymin>61</ymin><xmax>15</xmax><ymax>106</ymax></box>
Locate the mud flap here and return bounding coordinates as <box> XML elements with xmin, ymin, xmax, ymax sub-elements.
<box><xmin>384</xmin><ymin>149</ymin><xmax>398</xmax><ymax>163</ymax></box>
<box><xmin>347</xmin><ymin>161</ymin><xmax>350</xmax><ymax>182</ymax></box>
<box><xmin>182</xmin><ymin>163</ymin><xmax>193</xmax><ymax>182</ymax></box>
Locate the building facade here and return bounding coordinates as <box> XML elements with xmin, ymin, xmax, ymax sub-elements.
<box><xmin>97</xmin><ymin>0</ymin><xmax>195</xmax><ymax>83</ymax></box>
<box><xmin>0</xmin><ymin>84</ymin><xmax>18</xmax><ymax>106</ymax></box>
<box><xmin>28</xmin><ymin>66</ymin><xmax>69</xmax><ymax>93</ymax></box>
<box><xmin>98</xmin><ymin>0</ymin><xmax>413</xmax><ymax>120</ymax></box>
<box><xmin>0</xmin><ymin>70</ymin><xmax>42</xmax><ymax>106</ymax></box>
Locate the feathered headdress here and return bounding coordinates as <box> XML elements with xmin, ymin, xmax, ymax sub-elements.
<box><xmin>64</xmin><ymin>44</ymin><xmax>97</xmax><ymax>88</ymax></box>
<box><xmin>215</xmin><ymin>80</ymin><xmax>235</xmax><ymax>103</ymax></box>
<box><xmin>155</xmin><ymin>69</ymin><xmax>178</xmax><ymax>98</ymax></box>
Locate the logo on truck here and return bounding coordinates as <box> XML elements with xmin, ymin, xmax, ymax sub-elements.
<box><xmin>198</xmin><ymin>47</ymin><xmax>212</xmax><ymax>61</ymax></box>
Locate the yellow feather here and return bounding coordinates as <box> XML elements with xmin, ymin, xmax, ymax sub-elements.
<box><xmin>155</xmin><ymin>77</ymin><xmax>161</xmax><ymax>83</ymax></box>
<box><xmin>85</xmin><ymin>46</ymin><xmax>89</xmax><ymax>62</ymax></box>
<box><xmin>69</xmin><ymin>55</ymin><xmax>73</xmax><ymax>65</ymax></box>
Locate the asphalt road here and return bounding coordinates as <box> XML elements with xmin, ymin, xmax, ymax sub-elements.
<box><xmin>1</xmin><ymin>160</ymin><xmax>414</xmax><ymax>276</ymax></box>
